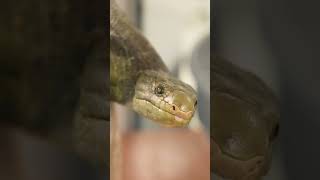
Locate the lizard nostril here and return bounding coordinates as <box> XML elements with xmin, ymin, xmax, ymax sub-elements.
<box><xmin>172</xmin><ymin>106</ymin><xmax>176</xmax><ymax>111</ymax></box>
<box><xmin>194</xmin><ymin>100</ymin><xmax>197</xmax><ymax>107</ymax></box>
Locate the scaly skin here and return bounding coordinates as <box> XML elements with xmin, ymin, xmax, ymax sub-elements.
<box><xmin>133</xmin><ymin>70</ymin><xmax>197</xmax><ymax>127</ymax></box>
<box><xmin>110</xmin><ymin>0</ymin><xmax>197</xmax><ymax>127</ymax></box>
<box><xmin>211</xmin><ymin>56</ymin><xmax>279</xmax><ymax>180</ymax></box>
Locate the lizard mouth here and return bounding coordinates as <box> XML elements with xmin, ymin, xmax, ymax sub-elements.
<box><xmin>132</xmin><ymin>98</ymin><xmax>194</xmax><ymax>127</ymax></box>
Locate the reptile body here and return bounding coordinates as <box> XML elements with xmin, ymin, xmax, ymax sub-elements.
<box><xmin>211</xmin><ymin>56</ymin><xmax>280</xmax><ymax>179</ymax></box>
<box><xmin>110</xmin><ymin>0</ymin><xmax>197</xmax><ymax>127</ymax></box>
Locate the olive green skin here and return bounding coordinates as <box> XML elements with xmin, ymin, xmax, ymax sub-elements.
<box><xmin>110</xmin><ymin>0</ymin><xmax>167</xmax><ymax>104</ymax></box>
<box><xmin>211</xmin><ymin>56</ymin><xmax>279</xmax><ymax>179</ymax></box>
<box><xmin>110</xmin><ymin>0</ymin><xmax>197</xmax><ymax>127</ymax></box>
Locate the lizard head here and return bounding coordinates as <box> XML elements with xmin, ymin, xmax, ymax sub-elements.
<box><xmin>132</xmin><ymin>70</ymin><xmax>198</xmax><ymax>127</ymax></box>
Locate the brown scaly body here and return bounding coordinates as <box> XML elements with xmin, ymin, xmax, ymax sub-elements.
<box><xmin>211</xmin><ymin>55</ymin><xmax>279</xmax><ymax>179</ymax></box>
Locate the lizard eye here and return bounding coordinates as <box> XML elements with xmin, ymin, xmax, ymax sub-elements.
<box><xmin>155</xmin><ymin>85</ymin><xmax>165</xmax><ymax>96</ymax></box>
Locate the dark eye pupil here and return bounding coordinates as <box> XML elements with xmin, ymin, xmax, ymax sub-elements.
<box><xmin>155</xmin><ymin>85</ymin><xmax>164</xmax><ymax>95</ymax></box>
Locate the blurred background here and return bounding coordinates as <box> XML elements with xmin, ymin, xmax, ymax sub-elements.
<box><xmin>0</xmin><ymin>1</ymin><xmax>107</xmax><ymax>180</ymax></box>
<box><xmin>214</xmin><ymin>0</ymin><xmax>320</xmax><ymax>179</ymax></box>
<box><xmin>213</xmin><ymin>1</ymin><xmax>285</xmax><ymax>179</ymax></box>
